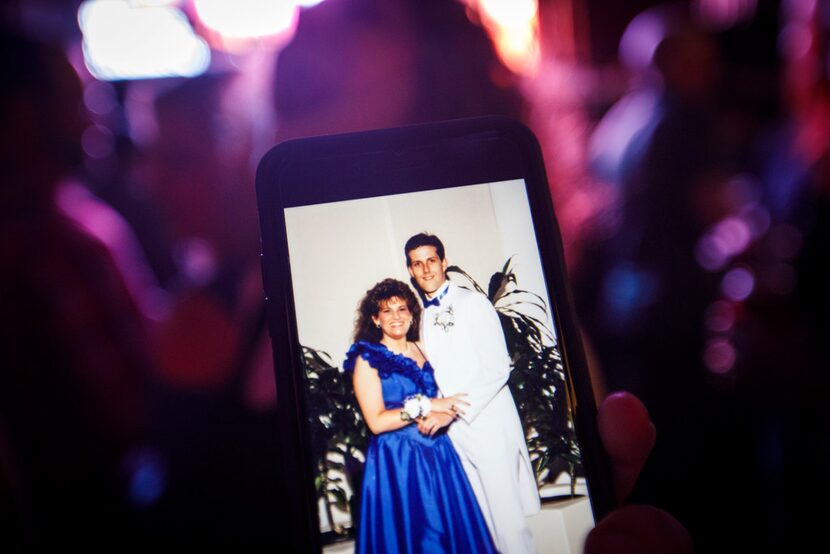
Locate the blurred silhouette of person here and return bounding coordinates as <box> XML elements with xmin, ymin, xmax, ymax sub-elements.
<box><xmin>142</xmin><ymin>74</ymin><xmax>253</xmax><ymax>390</ymax></box>
<box><xmin>574</xmin><ymin>4</ymin><xmax>750</xmax><ymax>550</ymax></box>
<box><xmin>273</xmin><ymin>0</ymin><xmax>523</xmax><ymax>141</ymax></box>
<box><xmin>0</xmin><ymin>27</ymin><xmax>152</xmax><ymax>548</ymax></box>
<box><xmin>580</xmin><ymin>3</ymin><xmax>726</xmax><ymax>407</ymax></box>
<box><xmin>125</xmin><ymin>72</ymin><xmax>283</xmax><ymax>545</ymax></box>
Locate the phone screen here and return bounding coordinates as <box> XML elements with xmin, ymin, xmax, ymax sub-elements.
<box><xmin>281</xmin><ymin>177</ymin><xmax>596</xmax><ymax>553</ymax></box>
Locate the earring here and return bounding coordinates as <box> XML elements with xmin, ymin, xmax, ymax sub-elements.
<box><xmin>375</xmin><ymin>322</ymin><xmax>380</xmax><ymax>328</ymax></box>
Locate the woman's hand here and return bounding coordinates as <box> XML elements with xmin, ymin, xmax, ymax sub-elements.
<box><xmin>430</xmin><ymin>393</ymin><xmax>469</xmax><ymax>417</ymax></box>
<box><xmin>417</xmin><ymin>412</ymin><xmax>455</xmax><ymax>436</ymax></box>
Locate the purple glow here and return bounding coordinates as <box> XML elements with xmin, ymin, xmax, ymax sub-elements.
<box><xmin>715</xmin><ymin>216</ymin><xmax>751</xmax><ymax>255</ymax></box>
<box><xmin>176</xmin><ymin>238</ymin><xmax>218</xmax><ymax>285</ymax></box>
<box><xmin>704</xmin><ymin>337</ymin><xmax>736</xmax><ymax>374</ymax></box>
<box><xmin>618</xmin><ymin>8</ymin><xmax>668</xmax><ymax>72</ymax></box>
<box><xmin>83</xmin><ymin>80</ymin><xmax>117</xmax><ymax>116</ymax></box>
<box><xmin>695</xmin><ymin>234</ymin><xmax>730</xmax><ymax>271</ymax></box>
<box><xmin>783</xmin><ymin>0</ymin><xmax>817</xmax><ymax>22</ymax></box>
<box><xmin>744</xmin><ymin>205</ymin><xmax>771</xmax><ymax>237</ymax></box>
<box><xmin>722</xmin><ymin>267</ymin><xmax>755</xmax><ymax>301</ymax></box>
<box><xmin>778</xmin><ymin>22</ymin><xmax>813</xmax><ymax>61</ymax></box>
<box><xmin>81</xmin><ymin>124</ymin><xmax>114</xmax><ymax>159</ymax></box>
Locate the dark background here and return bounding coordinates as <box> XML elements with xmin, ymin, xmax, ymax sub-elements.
<box><xmin>2</xmin><ymin>0</ymin><xmax>827</xmax><ymax>551</ymax></box>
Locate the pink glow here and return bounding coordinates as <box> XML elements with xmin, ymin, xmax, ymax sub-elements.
<box><xmin>704</xmin><ymin>337</ymin><xmax>736</xmax><ymax>374</ymax></box>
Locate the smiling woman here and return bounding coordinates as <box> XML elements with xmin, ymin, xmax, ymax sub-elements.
<box><xmin>344</xmin><ymin>278</ymin><xmax>488</xmax><ymax>554</ymax></box>
<box><xmin>372</xmin><ymin>298</ymin><xmax>413</xmax><ymax>340</ymax></box>
<box><xmin>353</xmin><ymin>279</ymin><xmax>421</xmax><ymax>345</ymax></box>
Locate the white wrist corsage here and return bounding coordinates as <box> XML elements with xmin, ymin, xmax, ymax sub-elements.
<box><xmin>400</xmin><ymin>394</ymin><xmax>432</xmax><ymax>421</ymax></box>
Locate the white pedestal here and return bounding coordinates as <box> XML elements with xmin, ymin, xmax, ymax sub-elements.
<box><xmin>528</xmin><ymin>496</ymin><xmax>594</xmax><ymax>553</ymax></box>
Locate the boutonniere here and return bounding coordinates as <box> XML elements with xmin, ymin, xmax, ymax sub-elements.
<box><xmin>433</xmin><ymin>305</ymin><xmax>454</xmax><ymax>332</ymax></box>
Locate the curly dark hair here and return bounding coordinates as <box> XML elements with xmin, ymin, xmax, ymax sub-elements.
<box><xmin>354</xmin><ymin>278</ymin><xmax>421</xmax><ymax>343</ymax></box>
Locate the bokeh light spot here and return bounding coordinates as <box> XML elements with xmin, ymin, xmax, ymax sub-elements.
<box><xmin>695</xmin><ymin>234</ymin><xmax>729</xmax><ymax>271</ymax></box>
<box><xmin>79</xmin><ymin>0</ymin><xmax>211</xmax><ymax>81</ymax></box>
<box><xmin>124</xmin><ymin>447</ymin><xmax>167</xmax><ymax>507</ymax></box>
<box><xmin>83</xmin><ymin>80</ymin><xmax>117</xmax><ymax>116</ymax></box>
<box><xmin>704</xmin><ymin>337</ymin><xmax>736</xmax><ymax>374</ymax></box>
<box><xmin>722</xmin><ymin>266</ymin><xmax>755</xmax><ymax>301</ymax></box>
<box><xmin>778</xmin><ymin>22</ymin><xmax>813</xmax><ymax>61</ymax></box>
<box><xmin>81</xmin><ymin>124</ymin><xmax>114</xmax><ymax>159</ymax></box>
<box><xmin>193</xmin><ymin>0</ymin><xmax>298</xmax><ymax>40</ymax></box>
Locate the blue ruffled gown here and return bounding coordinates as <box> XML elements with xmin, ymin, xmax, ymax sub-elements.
<box><xmin>343</xmin><ymin>341</ymin><xmax>497</xmax><ymax>554</ymax></box>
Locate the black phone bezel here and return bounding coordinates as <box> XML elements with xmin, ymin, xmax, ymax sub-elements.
<box><xmin>255</xmin><ymin>116</ymin><xmax>614</xmax><ymax>552</ymax></box>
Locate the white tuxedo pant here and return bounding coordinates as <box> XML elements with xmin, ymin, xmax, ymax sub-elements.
<box><xmin>457</xmin><ymin>451</ymin><xmax>536</xmax><ymax>554</ymax></box>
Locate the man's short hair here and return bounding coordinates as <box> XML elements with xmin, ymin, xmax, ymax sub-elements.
<box><xmin>404</xmin><ymin>233</ymin><xmax>445</xmax><ymax>266</ymax></box>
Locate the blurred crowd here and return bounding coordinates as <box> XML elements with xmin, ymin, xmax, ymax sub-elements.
<box><xmin>1</xmin><ymin>0</ymin><xmax>828</xmax><ymax>551</ymax></box>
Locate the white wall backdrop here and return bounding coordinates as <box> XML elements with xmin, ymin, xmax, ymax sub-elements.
<box><xmin>284</xmin><ymin>179</ymin><xmax>557</xmax><ymax>366</ymax></box>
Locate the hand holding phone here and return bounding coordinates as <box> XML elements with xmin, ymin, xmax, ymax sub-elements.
<box><xmin>586</xmin><ymin>392</ymin><xmax>693</xmax><ymax>554</ymax></box>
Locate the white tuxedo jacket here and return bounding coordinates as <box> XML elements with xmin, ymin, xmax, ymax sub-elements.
<box><xmin>422</xmin><ymin>282</ymin><xmax>540</xmax><ymax>552</ymax></box>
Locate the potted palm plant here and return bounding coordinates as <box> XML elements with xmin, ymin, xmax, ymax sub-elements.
<box><xmin>300</xmin><ymin>345</ymin><xmax>367</xmax><ymax>536</ymax></box>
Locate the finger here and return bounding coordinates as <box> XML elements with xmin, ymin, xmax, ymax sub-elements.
<box><xmin>585</xmin><ymin>505</ymin><xmax>692</xmax><ymax>554</ymax></box>
<box><xmin>598</xmin><ymin>391</ymin><xmax>656</xmax><ymax>503</ymax></box>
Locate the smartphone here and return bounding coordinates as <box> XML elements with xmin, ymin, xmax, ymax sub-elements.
<box><xmin>256</xmin><ymin>117</ymin><xmax>613</xmax><ymax>553</ymax></box>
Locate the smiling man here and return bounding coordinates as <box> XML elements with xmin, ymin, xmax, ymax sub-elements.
<box><xmin>404</xmin><ymin>232</ymin><xmax>540</xmax><ymax>554</ymax></box>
